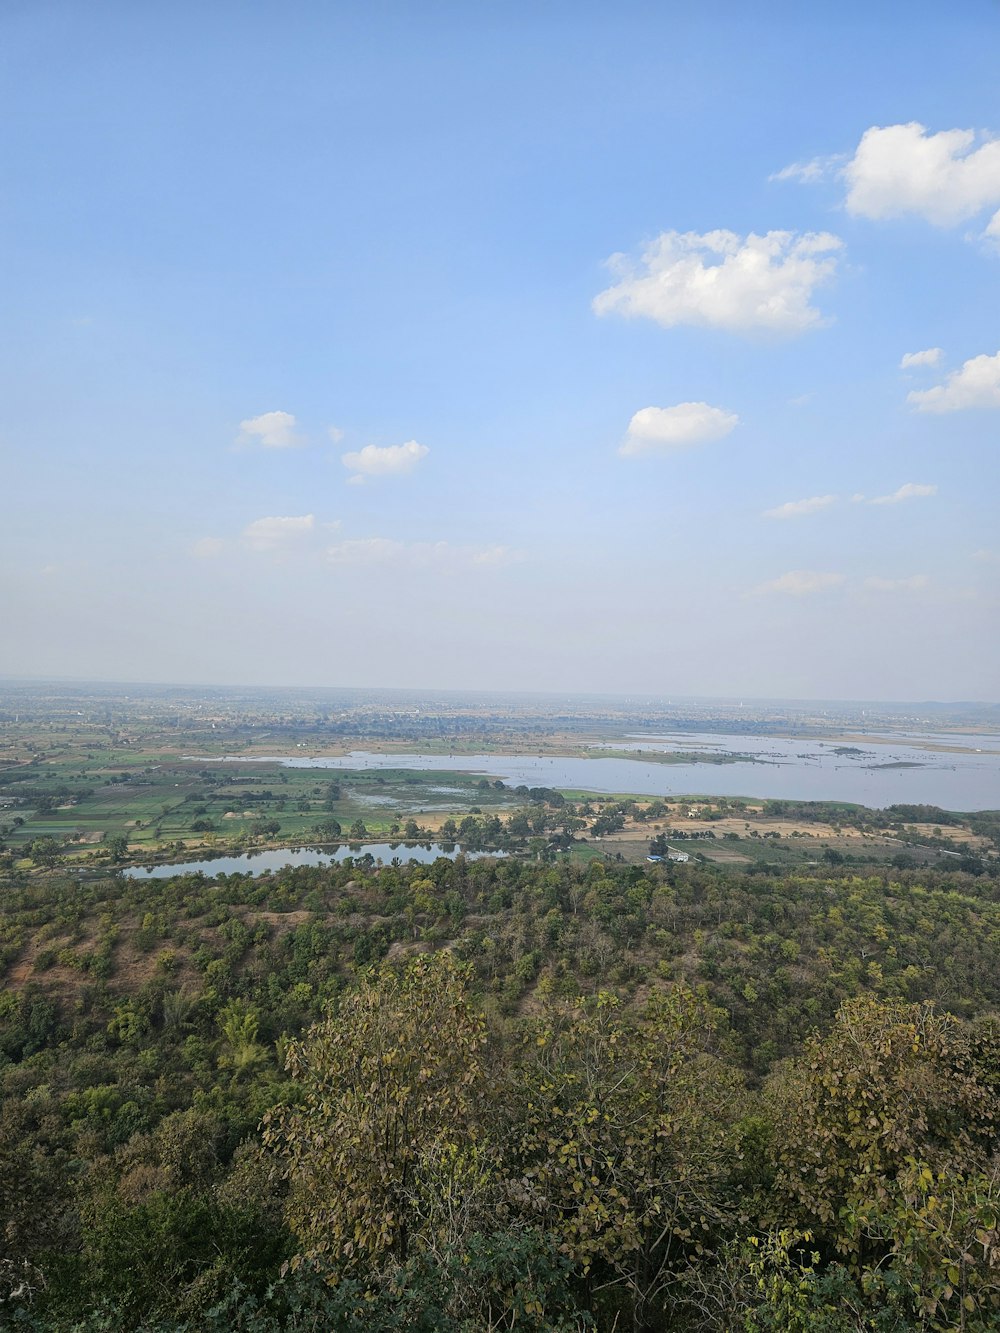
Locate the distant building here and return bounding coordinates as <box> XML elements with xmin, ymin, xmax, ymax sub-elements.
<box><xmin>667</xmin><ymin>849</ymin><xmax>690</xmax><ymax>863</ymax></box>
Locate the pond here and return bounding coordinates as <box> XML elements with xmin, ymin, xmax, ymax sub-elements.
<box><xmin>124</xmin><ymin>842</ymin><xmax>503</xmax><ymax>880</ymax></box>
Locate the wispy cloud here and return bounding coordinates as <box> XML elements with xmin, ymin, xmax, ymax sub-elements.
<box><xmin>908</xmin><ymin>351</ymin><xmax>1000</xmax><ymax>412</ymax></box>
<box><xmin>900</xmin><ymin>347</ymin><xmax>943</xmax><ymax>370</ymax></box>
<box><xmin>868</xmin><ymin>483</ymin><xmax>937</xmax><ymax>505</ymax></box>
<box><xmin>326</xmin><ymin>538</ymin><xmax>520</xmax><ymax>570</ymax></box>
<box><xmin>341</xmin><ymin>440</ymin><xmax>429</xmax><ymax>482</ymax></box>
<box><xmin>863</xmin><ymin>575</ymin><xmax>930</xmax><ymax>592</ymax></box>
<box><xmin>762</xmin><ymin>494</ymin><xmax>837</xmax><ymax>519</ymax></box>
<box><xmin>191</xmin><ymin>537</ymin><xmax>225</xmax><ymax>558</ymax></box>
<box><xmin>619</xmin><ymin>402</ymin><xmax>738</xmax><ymax>457</ymax></box>
<box><xmin>769</xmin><ymin>153</ymin><xmax>846</xmax><ymax>184</ymax></box>
<box><xmin>593</xmin><ymin>229</ymin><xmax>842</xmax><ymax>335</ymax></box>
<box><xmin>753</xmin><ymin>570</ymin><xmax>845</xmax><ymax>597</ymax></box>
<box><xmin>237</xmin><ymin>410</ymin><xmax>298</xmax><ymax>449</ymax></box>
<box><xmin>243</xmin><ymin>514</ymin><xmax>315</xmax><ymax>550</ymax></box>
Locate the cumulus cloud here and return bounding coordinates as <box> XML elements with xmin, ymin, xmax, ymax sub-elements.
<box><xmin>326</xmin><ymin>538</ymin><xmax>520</xmax><ymax>570</ymax></box>
<box><xmin>863</xmin><ymin>575</ymin><xmax>930</xmax><ymax>592</ymax></box>
<box><xmin>762</xmin><ymin>494</ymin><xmax>837</xmax><ymax>519</ymax></box>
<box><xmin>341</xmin><ymin>440</ymin><xmax>429</xmax><ymax>481</ymax></box>
<box><xmin>593</xmin><ymin>229</ymin><xmax>842</xmax><ymax>335</ymax></box>
<box><xmin>843</xmin><ymin>123</ymin><xmax>1000</xmax><ymax>226</ymax></box>
<box><xmin>868</xmin><ymin>483</ymin><xmax>937</xmax><ymax>505</ymax></box>
<box><xmin>753</xmin><ymin>570</ymin><xmax>845</xmax><ymax>597</ymax></box>
<box><xmin>619</xmin><ymin>402</ymin><xmax>738</xmax><ymax>457</ymax></box>
<box><xmin>238</xmin><ymin>410</ymin><xmax>297</xmax><ymax>449</ymax></box>
<box><xmin>243</xmin><ymin>514</ymin><xmax>315</xmax><ymax>550</ymax></box>
<box><xmin>900</xmin><ymin>347</ymin><xmax>943</xmax><ymax>370</ymax></box>
<box><xmin>191</xmin><ymin>537</ymin><xmax>225</xmax><ymax>558</ymax></box>
<box><xmin>907</xmin><ymin>351</ymin><xmax>1000</xmax><ymax>412</ymax></box>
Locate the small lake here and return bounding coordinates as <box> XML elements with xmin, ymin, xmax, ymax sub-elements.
<box><xmin>124</xmin><ymin>842</ymin><xmax>501</xmax><ymax>880</ymax></box>
<box><xmin>190</xmin><ymin>732</ymin><xmax>1000</xmax><ymax>811</ymax></box>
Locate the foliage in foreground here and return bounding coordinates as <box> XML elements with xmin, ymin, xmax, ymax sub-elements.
<box><xmin>4</xmin><ymin>858</ymin><xmax>1000</xmax><ymax>1329</ymax></box>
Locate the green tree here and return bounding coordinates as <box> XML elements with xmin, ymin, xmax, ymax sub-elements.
<box><xmin>263</xmin><ymin>953</ymin><xmax>489</xmax><ymax>1277</ymax></box>
<box><xmin>517</xmin><ymin>986</ymin><xmax>747</xmax><ymax>1332</ymax></box>
<box><xmin>770</xmin><ymin>996</ymin><xmax>998</xmax><ymax>1264</ymax></box>
<box><xmin>28</xmin><ymin>836</ymin><xmax>61</xmax><ymax>867</ymax></box>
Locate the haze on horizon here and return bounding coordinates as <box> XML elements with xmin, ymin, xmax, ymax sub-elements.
<box><xmin>2</xmin><ymin>3</ymin><xmax>998</xmax><ymax>703</ymax></box>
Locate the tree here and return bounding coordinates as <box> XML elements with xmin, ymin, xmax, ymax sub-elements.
<box><xmin>769</xmin><ymin>996</ymin><xmax>999</xmax><ymax>1264</ymax></box>
<box><xmin>263</xmin><ymin>954</ymin><xmax>489</xmax><ymax>1277</ymax></box>
<box><xmin>28</xmin><ymin>836</ymin><xmax>61</xmax><ymax>867</ymax></box>
<box><xmin>517</xmin><ymin>987</ymin><xmax>747</xmax><ymax>1332</ymax></box>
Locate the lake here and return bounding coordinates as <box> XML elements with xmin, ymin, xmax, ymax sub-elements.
<box><xmin>124</xmin><ymin>842</ymin><xmax>501</xmax><ymax>880</ymax></box>
<box><xmin>191</xmin><ymin>729</ymin><xmax>1000</xmax><ymax>811</ymax></box>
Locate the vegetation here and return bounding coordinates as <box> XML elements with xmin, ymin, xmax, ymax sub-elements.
<box><xmin>3</xmin><ymin>688</ymin><xmax>1000</xmax><ymax>1326</ymax></box>
<box><xmin>3</xmin><ymin>843</ymin><xmax>1000</xmax><ymax>1328</ymax></box>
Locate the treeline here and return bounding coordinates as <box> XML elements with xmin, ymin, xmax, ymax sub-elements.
<box><xmin>3</xmin><ymin>857</ymin><xmax>1000</xmax><ymax>1327</ymax></box>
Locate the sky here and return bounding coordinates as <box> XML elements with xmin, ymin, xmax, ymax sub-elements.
<box><xmin>2</xmin><ymin>1</ymin><xmax>999</xmax><ymax>701</ymax></box>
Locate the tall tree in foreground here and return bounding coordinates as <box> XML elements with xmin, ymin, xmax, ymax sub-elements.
<box><xmin>769</xmin><ymin>996</ymin><xmax>1000</xmax><ymax>1327</ymax></box>
<box><xmin>263</xmin><ymin>952</ymin><xmax>489</xmax><ymax>1276</ymax></box>
<box><xmin>516</xmin><ymin>987</ymin><xmax>747</xmax><ymax>1333</ymax></box>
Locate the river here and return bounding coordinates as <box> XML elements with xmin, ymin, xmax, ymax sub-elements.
<box><xmin>190</xmin><ymin>729</ymin><xmax>1000</xmax><ymax>811</ymax></box>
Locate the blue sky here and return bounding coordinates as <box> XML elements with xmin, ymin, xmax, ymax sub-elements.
<box><xmin>2</xmin><ymin>1</ymin><xmax>998</xmax><ymax>699</ymax></box>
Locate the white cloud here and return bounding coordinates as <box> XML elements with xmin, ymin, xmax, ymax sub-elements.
<box><xmin>762</xmin><ymin>494</ymin><xmax>837</xmax><ymax>519</ymax></box>
<box><xmin>470</xmin><ymin>545</ymin><xmax>520</xmax><ymax>566</ymax></box>
<box><xmin>238</xmin><ymin>410</ymin><xmax>297</xmax><ymax>449</ymax></box>
<box><xmin>192</xmin><ymin>537</ymin><xmax>225</xmax><ymax>558</ymax></box>
<box><xmin>619</xmin><ymin>402</ymin><xmax>738</xmax><ymax>457</ymax></box>
<box><xmin>907</xmin><ymin>351</ymin><xmax>1000</xmax><ymax>413</ymax></box>
<box><xmin>868</xmin><ymin>483</ymin><xmax>937</xmax><ymax>505</ymax></box>
<box><xmin>753</xmin><ymin>570</ymin><xmax>845</xmax><ymax>597</ymax></box>
<box><xmin>328</xmin><ymin>425</ymin><xmax>345</xmax><ymax>444</ymax></box>
<box><xmin>326</xmin><ymin>538</ymin><xmax>520</xmax><ymax>570</ymax></box>
<box><xmin>900</xmin><ymin>347</ymin><xmax>943</xmax><ymax>370</ymax></box>
<box><xmin>326</xmin><ymin>537</ymin><xmax>405</xmax><ymax>565</ymax></box>
<box><xmin>341</xmin><ymin>440</ymin><xmax>429</xmax><ymax>481</ymax></box>
<box><xmin>769</xmin><ymin>155</ymin><xmax>843</xmax><ymax>184</ymax></box>
<box><xmin>843</xmin><ymin>123</ymin><xmax>1000</xmax><ymax>226</ymax></box>
<box><xmin>593</xmin><ymin>229</ymin><xmax>842</xmax><ymax>335</ymax></box>
<box><xmin>863</xmin><ymin>575</ymin><xmax>930</xmax><ymax>592</ymax></box>
<box><xmin>243</xmin><ymin>514</ymin><xmax>315</xmax><ymax>550</ymax></box>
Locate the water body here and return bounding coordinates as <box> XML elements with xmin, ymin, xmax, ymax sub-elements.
<box><xmin>125</xmin><ymin>842</ymin><xmax>499</xmax><ymax>880</ymax></box>
<box><xmin>192</xmin><ymin>732</ymin><xmax>1000</xmax><ymax>811</ymax></box>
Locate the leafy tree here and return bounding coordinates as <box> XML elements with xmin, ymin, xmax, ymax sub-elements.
<box><xmin>770</xmin><ymin>996</ymin><xmax>999</xmax><ymax>1264</ymax></box>
<box><xmin>517</xmin><ymin>987</ymin><xmax>747</xmax><ymax>1332</ymax></box>
<box><xmin>28</xmin><ymin>836</ymin><xmax>62</xmax><ymax>867</ymax></box>
<box><xmin>263</xmin><ymin>953</ymin><xmax>489</xmax><ymax>1277</ymax></box>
